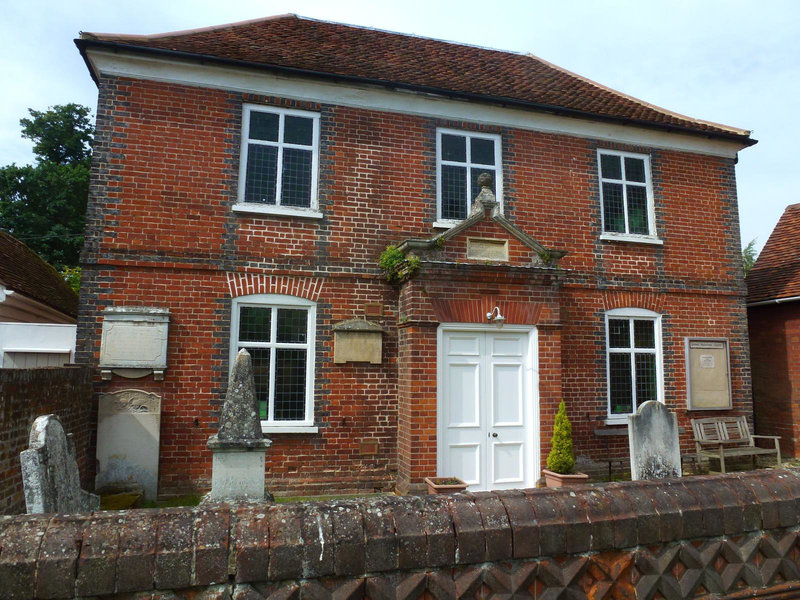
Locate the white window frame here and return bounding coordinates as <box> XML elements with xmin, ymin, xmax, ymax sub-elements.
<box><xmin>230</xmin><ymin>294</ymin><xmax>317</xmax><ymax>433</ymax></box>
<box><xmin>235</xmin><ymin>104</ymin><xmax>322</xmax><ymax>219</ymax></box>
<box><xmin>604</xmin><ymin>307</ymin><xmax>664</xmax><ymax>424</ymax></box>
<box><xmin>597</xmin><ymin>149</ymin><xmax>661</xmax><ymax>245</ymax></box>
<box><xmin>435</xmin><ymin>128</ymin><xmax>503</xmax><ymax>228</ymax></box>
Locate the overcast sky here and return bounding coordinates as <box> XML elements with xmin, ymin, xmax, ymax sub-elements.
<box><xmin>3</xmin><ymin>0</ymin><xmax>798</xmax><ymax>253</ymax></box>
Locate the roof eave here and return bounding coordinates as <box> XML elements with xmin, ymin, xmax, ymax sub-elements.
<box><xmin>74</xmin><ymin>38</ymin><xmax>757</xmax><ymax>147</ymax></box>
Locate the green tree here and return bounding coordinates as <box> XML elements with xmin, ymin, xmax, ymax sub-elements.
<box><xmin>0</xmin><ymin>104</ymin><xmax>93</xmax><ymax>269</ymax></box>
<box><xmin>546</xmin><ymin>400</ymin><xmax>575</xmax><ymax>474</ymax></box>
<box><xmin>742</xmin><ymin>238</ymin><xmax>758</xmax><ymax>277</ymax></box>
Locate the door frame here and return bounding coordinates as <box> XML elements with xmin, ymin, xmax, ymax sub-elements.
<box><xmin>436</xmin><ymin>323</ymin><xmax>540</xmax><ymax>490</ymax></box>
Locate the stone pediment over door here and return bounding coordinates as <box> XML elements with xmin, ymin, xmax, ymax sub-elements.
<box><xmin>397</xmin><ymin>174</ymin><xmax>566</xmax><ymax>270</ymax></box>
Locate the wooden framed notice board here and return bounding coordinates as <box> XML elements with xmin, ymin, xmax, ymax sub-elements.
<box><xmin>685</xmin><ymin>338</ymin><xmax>732</xmax><ymax>410</ymax></box>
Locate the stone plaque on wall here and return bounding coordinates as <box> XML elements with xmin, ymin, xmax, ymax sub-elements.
<box><xmin>467</xmin><ymin>238</ymin><xmax>509</xmax><ymax>261</ymax></box>
<box><xmin>686</xmin><ymin>338</ymin><xmax>732</xmax><ymax>410</ymax></box>
<box><xmin>96</xmin><ymin>389</ymin><xmax>161</xmax><ymax>499</ymax></box>
<box><xmin>333</xmin><ymin>319</ymin><xmax>383</xmax><ymax>364</ymax></box>
<box><xmin>99</xmin><ymin>307</ymin><xmax>170</xmax><ymax>370</ymax></box>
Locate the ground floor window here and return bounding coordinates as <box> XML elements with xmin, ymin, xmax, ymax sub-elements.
<box><xmin>230</xmin><ymin>294</ymin><xmax>315</xmax><ymax>430</ymax></box>
<box><xmin>605</xmin><ymin>308</ymin><xmax>663</xmax><ymax>420</ymax></box>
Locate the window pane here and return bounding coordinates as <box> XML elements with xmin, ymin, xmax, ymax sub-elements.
<box><xmin>276</xmin><ymin>308</ymin><xmax>308</xmax><ymax>343</ymax></box>
<box><xmin>244</xmin><ymin>144</ymin><xmax>278</xmax><ymax>204</ymax></box>
<box><xmin>441</xmin><ymin>164</ymin><xmax>468</xmax><ymax>220</ymax></box>
<box><xmin>600</xmin><ymin>154</ymin><xmax>622</xmax><ymax>180</ymax></box>
<box><xmin>239</xmin><ymin>307</ymin><xmax>271</xmax><ymax>342</ymax></box>
<box><xmin>471</xmin><ymin>167</ymin><xmax>496</xmax><ymax>199</ymax></box>
<box><xmin>635</xmin><ymin>353</ymin><xmax>657</xmax><ymax>404</ymax></box>
<box><xmin>246</xmin><ymin>347</ymin><xmax>271</xmax><ymax>420</ymax></box>
<box><xmin>283</xmin><ymin>115</ymin><xmax>314</xmax><ymax>146</ymax></box>
<box><xmin>627</xmin><ymin>185</ymin><xmax>649</xmax><ymax>234</ymax></box>
<box><xmin>441</xmin><ymin>134</ymin><xmax>466</xmax><ymax>162</ymax></box>
<box><xmin>602</xmin><ymin>182</ymin><xmax>625</xmax><ymax>233</ymax></box>
<box><xmin>280</xmin><ymin>148</ymin><xmax>313</xmax><ymax>207</ymax></box>
<box><xmin>609</xmin><ymin>353</ymin><xmax>633</xmax><ymax>414</ymax></box>
<box><xmin>274</xmin><ymin>349</ymin><xmax>307</xmax><ymax>421</ymax></box>
<box><xmin>634</xmin><ymin>320</ymin><xmax>655</xmax><ymax>349</ymax></box>
<box><xmin>624</xmin><ymin>157</ymin><xmax>646</xmax><ymax>183</ymax></box>
<box><xmin>249</xmin><ymin>111</ymin><xmax>279</xmax><ymax>142</ymax></box>
<box><xmin>608</xmin><ymin>319</ymin><xmax>630</xmax><ymax>348</ymax></box>
<box><xmin>470</xmin><ymin>137</ymin><xmax>495</xmax><ymax>165</ymax></box>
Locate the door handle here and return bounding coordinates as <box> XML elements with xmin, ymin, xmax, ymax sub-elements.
<box><xmin>491</xmin><ymin>432</ymin><xmax>498</xmax><ymax>438</ymax></box>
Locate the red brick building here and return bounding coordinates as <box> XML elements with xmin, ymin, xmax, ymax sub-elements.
<box><xmin>75</xmin><ymin>15</ymin><xmax>756</xmax><ymax>497</ymax></box>
<box><xmin>747</xmin><ymin>203</ymin><xmax>800</xmax><ymax>458</ymax></box>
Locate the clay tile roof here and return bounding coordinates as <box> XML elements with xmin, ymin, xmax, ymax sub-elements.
<box><xmin>79</xmin><ymin>14</ymin><xmax>752</xmax><ymax>142</ymax></box>
<box><xmin>747</xmin><ymin>203</ymin><xmax>800</xmax><ymax>304</ymax></box>
<box><xmin>0</xmin><ymin>231</ymin><xmax>78</xmax><ymax>318</ymax></box>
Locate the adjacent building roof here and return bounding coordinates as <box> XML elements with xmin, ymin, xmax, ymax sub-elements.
<box><xmin>78</xmin><ymin>14</ymin><xmax>753</xmax><ymax>144</ymax></box>
<box><xmin>747</xmin><ymin>203</ymin><xmax>800</xmax><ymax>304</ymax></box>
<box><xmin>0</xmin><ymin>231</ymin><xmax>79</xmax><ymax>318</ymax></box>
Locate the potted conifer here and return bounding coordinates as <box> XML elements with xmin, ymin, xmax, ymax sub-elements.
<box><xmin>542</xmin><ymin>400</ymin><xmax>589</xmax><ymax>487</ymax></box>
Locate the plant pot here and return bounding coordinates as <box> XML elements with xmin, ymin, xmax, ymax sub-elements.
<box><xmin>424</xmin><ymin>476</ymin><xmax>468</xmax><ymax>495</ymax></box>
<box><xmin>542</xmin><ymin>469</ymin><xmax>589</xmax><ymax>488</ymax></box>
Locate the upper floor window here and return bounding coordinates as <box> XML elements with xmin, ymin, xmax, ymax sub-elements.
<box><xmin>598</xmin><ymin>150</ymin><xmax>658</xmax><ymax>242</ymax></box>
<box><xmin>436</xmin><ymin>129</ymin><xmax>502</xmax><ymax>225</ymax></box>
<box><xmin>231</xmin><ymin>294</ymin><xmax>317</xmax><ymax>433</ymax></box>
<box><xmin>605</xmin><ymin>308</ymin><xmax>663</xmax><ymax>422</ymax></box>
<box><xmin>236</xmin><ymin>105</ymin><xmax>321</xmax><ymax>218</ymax></box>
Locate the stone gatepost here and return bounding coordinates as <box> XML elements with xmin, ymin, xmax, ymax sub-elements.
<box><xmin>206</xmin><ymin>349</ymin><xmax>272</xmax><ymax>501</ymax></box>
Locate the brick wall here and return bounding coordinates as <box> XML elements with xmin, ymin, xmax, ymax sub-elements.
<box><xmin>0</xmin><ymin>366</ymin><xmax>94</xmax><ymax>515</ymax></box>
<box><xmin>3</xmin><ymin>470</ymin><xmax>800</xmax><ymax>599</ymax></box>
<box><xmin>77</xmin><ymin>73</ymin><xmax>750</xmax><ymax>495</ymax></box>
<box><xmin>749</xmin><ymin>302</ymin><xmax>800</xmax><ymax>456</ymax></box>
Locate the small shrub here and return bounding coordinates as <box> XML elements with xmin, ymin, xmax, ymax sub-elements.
<box><xmin>546</xmin><ymin>400</ymin><xmax>575</xmax><ymax>474</ymax></box>
<box><xmin>379</xmin><ymin>245</ymin><xmax>420</xmax><ymax>283</ymax></box>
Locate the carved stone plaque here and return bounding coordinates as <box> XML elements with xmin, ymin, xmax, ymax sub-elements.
<box><xmin>467</xmin><ymin>238</ymin><xmax>509</xmax><ymax>261</ymax></box>
<box><xmin>96</xmin><ymin>389</ymin><xmax>162</xmax><ymax>499</ymax></box>
<box><xmin>99</xmin><ymin>307</ymin><xmax>169</xmax><ymax>370</ymax></box>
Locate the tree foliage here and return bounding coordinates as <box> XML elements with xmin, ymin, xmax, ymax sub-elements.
<box><xmin>742</xmin><ymin>238</ymin><xmax>758</xmax><ymax>277</ymax></box>
<box><xmin>546</xmin><ymin>400</ymin><xmax>575</xmax><ymax>474</ymax></box>
<box><xmin>0</xmin><ymin>104</ymin><xmax>93</xmax><ymax>269</ymax></box>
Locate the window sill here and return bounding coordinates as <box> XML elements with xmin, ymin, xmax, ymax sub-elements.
<box><xmin>600</xmin><ymin>233</ymin><xmax>663</xmax><ymax>246</ymax></box>
<box><xmin>433</xmin><ymin>220</ymin><xmax>460</xmax><ymax>229</ymax></box>
<box><xmin>233</xmin><ymin>204</ymin><xmax>323</xmax><ymax>219</ymax></box>
<box><xmin>261</xmin><ymin>424</ymin><xmax>318</xmax><ymax>434</ymax></box>
<box><xmin>604</xmin><ymin>417</ymin><xmax>630</xmax><ymax>426</ymax></box>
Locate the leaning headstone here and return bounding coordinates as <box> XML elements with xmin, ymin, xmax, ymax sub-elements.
<box><xmin>20</xmin><ymin>414</ymin><xmax>100</xmax><ymax>513</ymax></box>
<box><xmin>206</xmin><ymin>348</ymin><xmax>272</xmax><ymax>502</ymax></box>
<box><xmin>627</xmin><ymin>400</ymin><xmax>682</xmax><ymax>480</ymax></box>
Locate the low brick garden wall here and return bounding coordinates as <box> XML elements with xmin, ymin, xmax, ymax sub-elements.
<box><xmin>0</xmin><ymin>366</ymin><xmax>94</xmax><ymax>515</ymax></box>
<box><xmin>3</xmin><ymin>470</ymin><xmax>800</xmax><ymax>599</ymax></box>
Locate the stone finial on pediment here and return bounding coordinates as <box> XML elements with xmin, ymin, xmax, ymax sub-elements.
<box><xmin>469</xmin><ymin>172</ymin><xmax>499</xmax><ymax>217</ymax></box>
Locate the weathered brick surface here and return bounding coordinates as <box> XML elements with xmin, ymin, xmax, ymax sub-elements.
<box><xmin>3</xmin><ymin>471</ymin><xmax>800</xmax><ymax>598</ymax></box>
<box><xmin>0</xmin><ymin>366</ymin><xmax>94</xmax><ymax>515</ymax></box>
<box><xmin>76</xmin><ymin>72</ymin><xmax>751</xmax><ymax>497</ymax></box>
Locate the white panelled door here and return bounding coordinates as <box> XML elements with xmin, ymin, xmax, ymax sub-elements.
<box><xmin>438</xmin><ymin>327</ymin><xmax>537</xmax><ymax>491</ymax></box>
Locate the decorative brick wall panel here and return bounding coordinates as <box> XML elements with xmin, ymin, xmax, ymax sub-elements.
<box><xmin>77</xmin><ymin>73</ymin><xmax>751</xmax><ymax>495</ymax></box>
<box><xmin>0</xmin><ymin>366</ymin><xmax>94</xmax><ymax>515</ymax></box>
<box><xmin>3</xmin><ymin>471</ymin><xmax>800</xmax><ymax>598</ymax></box>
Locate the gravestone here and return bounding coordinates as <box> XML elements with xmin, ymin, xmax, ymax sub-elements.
<box><xmin>206</xmin><ymin>348</ymin><xmax>272</xmax><ymax>501</ymax></box>
<box><xmin>96</xmin><ymin>389</ymin><xmax>161</xmax><ymax>500</ymax></box>
<box><xmin>20</xmin><ymin>414</ymin><xmax>100</xmax><ymax>513</ymax></box>
<box><xmin>627</xmin><ymin>400</ymin><xmax>682</xmax><ymax>480</ymax></box>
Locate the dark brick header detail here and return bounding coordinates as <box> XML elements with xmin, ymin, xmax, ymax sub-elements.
<box><xmin>3</xmin><ymin>470</ymin><xmax>800</xmax><ymax>598</ymax></box>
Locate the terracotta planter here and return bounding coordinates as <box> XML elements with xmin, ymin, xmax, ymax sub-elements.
<box><xmin>424</xmin><ymin>476</ymin><xmax>468</xmax><ymax>495</ymax></box>
<box><xmin>542</xmin><ymin>469</ymin><xmax>589</xmax><ymax>488</ymax></box>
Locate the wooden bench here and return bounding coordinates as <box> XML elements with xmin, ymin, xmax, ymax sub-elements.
<box><xmin>691</xmin><ymin>416</ymin><xmax>781</xmax><ymax>474</ymax></box>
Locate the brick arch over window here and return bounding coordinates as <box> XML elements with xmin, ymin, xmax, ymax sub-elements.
<box><xmin>601</xmin><ymin>290</ymin><xmax>664</xmax><ymax>314</ymax></box>
<box><xmin>226</xmin><ymin>273</ymin><xmax>325</xmax><ymax>302</ymax></box>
